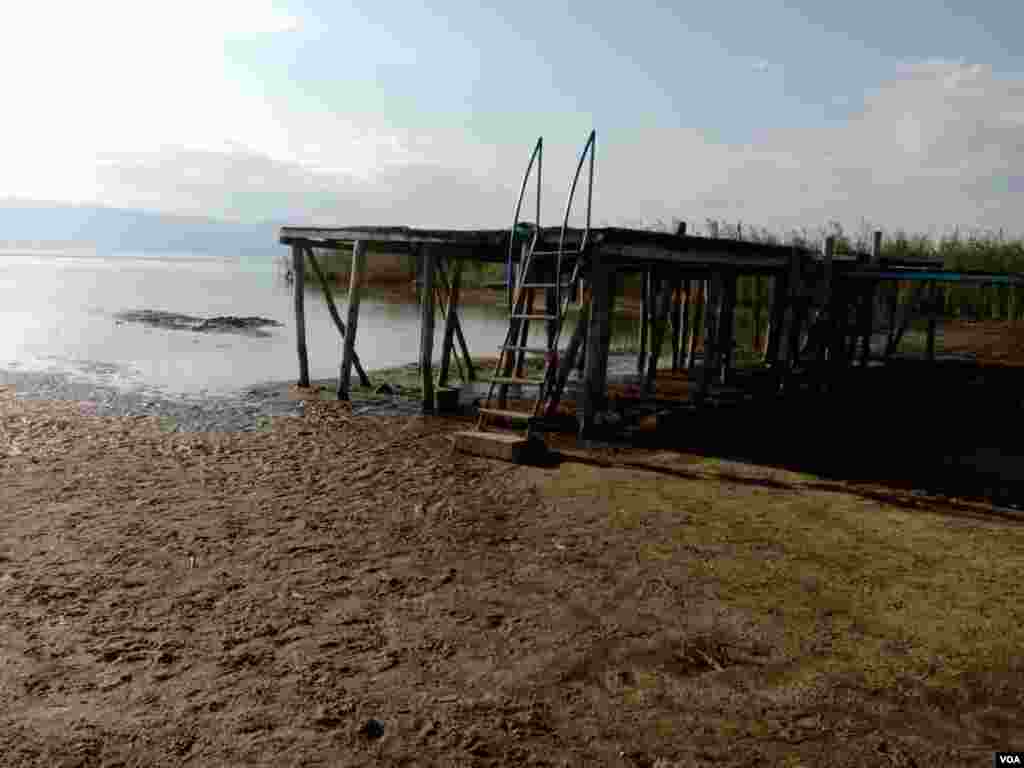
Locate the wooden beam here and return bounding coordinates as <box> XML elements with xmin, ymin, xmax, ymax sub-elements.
<box><xmin>291</xmin><ymin>245</ymin><xmax>310</xmax><ymax>388</ymax></box>
<box><xmin>698</xmin><ymin>272</ymin><xmax>722</xmax><ymax>401</ymax></box>
<box><xmin>306</xmin><ymin>247</ymin><xmax>371</xmax><ymax>388</ymax></box>
<box><xmin>637</xmin><ymin>268</ymin><xmax>650</xmax><ymax>376</ymax></box>
<box><xmin>579</xmin><ymin>260</ymin><xmax>614</xmax><ymax>437</ymax></box>
<box><xmin>337</xmin><ymin>240</ymin><xmax>368</xmax><ymax>400</ymax></box>
<box><xmin>686</xmin><ymin>279</ymin><xmax>706</xmax><ymax>371</ymax></box>
<box><xmin>927</xmin><ymin>283</ymin><xmax>940</xmax><ymax>361</ymax></box>
<box><xmin>546</xmin><ymin>292</ymin><xmax>592</xmax><ymax>418</ymax></box>
<box><xmin>670</xmin><ymin>278</ymin><xmax>684</xmax><ymax>371</ymax></box>
<box><xmin>718</xmin><ymin>271</ymin><xmax>738</xmax><ymax>385</ymax></box>
<box><xmin>435</xmin><ymin>259</ymin><xmax>475</xmax><ymax>381</ymax></box>
<box><xmin>753</xmin><ymin>276</ymin><xmax>764</xmax><ymax>353</ymax></box>
<box><xmin>764</xmin><ymin>270</ymin><xmax>788</xmax><ymax>366</ymax></box>
<box><xmin>644</xmin><ymin>271</ymin><xmax>674</xmax><ymax>394</ymax></box>
<box><xmin>438</xmin><ymin>256</ymin><xmax>463</xmax><ymax>387</ymax></box>
<box><xmin>576</xmin><ymin>283</ymin><xmax>590</xmax><ymax>377</ymax></box>
<box><xmin>419</xmin><ymin>246</ymin><xmax>437</xmax><ymax>413</ymax></box>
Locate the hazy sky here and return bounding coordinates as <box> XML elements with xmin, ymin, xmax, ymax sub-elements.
<box><xmin>3</xmin><ymin>0</ymin><xmax>1023</xmax><ymax>238</ymax></box>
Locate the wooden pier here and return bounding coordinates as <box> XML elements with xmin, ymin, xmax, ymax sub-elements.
<box><xmin>279</xmin><ymin>224</ymin><xmax>1024</xmax><ymax>441</ymax></box>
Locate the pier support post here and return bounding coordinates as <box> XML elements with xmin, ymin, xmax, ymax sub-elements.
<box><xmin>637</xmin><ymin>268</ymin><xmax>651</xmax><ymax>376</ymax></box>
<box><xmin>337</xmin><ymin>240</ymin><xmax>368</xmax><ymax>400</ymax></box>
<box><xmin>698</xmin><ymin>272</ymin><xmax>723</xmax><ymax>401</ymax></box>
<box><xmin>670</xmin><ymin>278</ymin><xmax>686</xmax><ymax>371</ymax></box>
<box><xmin>686</xmin><ymin>278</ymin><xmax>706</xmax><ymax>371</ymax></box>
<box><xmin>547</xmin><ymin>292</ymin><xmax>592</xmax><ymax>418</ymax></box>
<box><xmin>292</xmin><ymin>244</ymin><xmax>310</xmax><ymax>388</ymax></box>
<box><xmin>438</xmin><ymin>256</ymin><xmax>463</xmax><ymax>388</ymax></box>
<box><xmin>860</xmin><ymin>231</ymin><xmax>883</xmax><ymax>366</ymax></box>
<box><xmin>718</xmin><ymin>271</ymin><xmax>738</xmax><ymax>385</ymax></box>
<box><xmin>764</xmin><ymin>268</ymin><xmax>788</xmax><ymax>366</ymax></box>
<box><xmin>307</xmin><ymin>247</ymin><xmax>371</xmax><ymax>389</ymax></box>
<box><xmin>419</xmin><ymin>245</ymin><xmax>437</xmax><ymax>413</ymax></box>
<box><xmin>436</xmin><ymin>258</ymin><xmax>475</xmax><ymax>382</ymax></box>
<box><xmin>927</xmin><ymin>283</ymin><xmax>941</xmax><ymax>362</ymax></box>
<box><xmin>644</xmin><ymin>270</ymin><xmax>674</xmax><ymax>394</ymax></box>
<box><xmin>579</xmin><ymin>259</ymin><xmax>614</xmax><ymax>438</ymax></box>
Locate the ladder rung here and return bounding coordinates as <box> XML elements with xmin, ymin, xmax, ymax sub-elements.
<box><xmin>511</xmin><ymin>314</ymin><xmax>559</xmax><ymax>320</ymax></box>
<box><xmin>520</xmin><ymin>282</ymin><xmax>574</xmax><ymax>289</ymax></box>
<box><xmin>501</xmin><ymin>345</ymin><xmax>553</xmax><ymax>354</ymax></box>
<box><xmin>489</xmin><ymin>376</ymin><xmax>546</xmax><ymax>386</ymax></box>
<box><xmin>478</xmin><ymin>408</ymin><xmax>533</xmax><ymax>423</ymax></box>
<box><xmin>531</xmin><ymin>250</ymin><xmax>576</xmax><ymax>256</ymax></box>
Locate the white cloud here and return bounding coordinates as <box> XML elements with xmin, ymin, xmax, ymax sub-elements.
<box><xmin>2</xmin><ymin>39</ymin><xmax>1023</xmax><ymax>242</ymax></box>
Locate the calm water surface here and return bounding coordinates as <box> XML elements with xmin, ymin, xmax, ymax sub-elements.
<box><xmin>0</xmin><ymin>251</ymin><xmax>626</xmax><ymax>396</ymax></box>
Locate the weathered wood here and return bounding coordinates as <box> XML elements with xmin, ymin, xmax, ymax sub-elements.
<box><xmin>435</xmin><ymin>259</ymin><xmax>475</xmax><ymax>381</ymax></box>
<box><xmin>718</xmin><ymin>271</ymin><xmax>738</xmax><ymax>384</ymax></box>
<box><xmin>579</xmin><ymin>260</ymin><xmax>614</xmax><ymax>437</ymax></box>
<box><xmin>784</xmin><ymin>247</ymin><xmax>806</xmax><ymax>375</ymax></box>
<box><xmin>859</xmin><ymin>231</ymin><xmax>883</xmax><ymax>366</ymax></box>
<box><xmin>546</xmin><ymin>292</ymin><xmax>593</xmax><ymax>418</ymax></box>
<box><xmin>515</xmin><ymin>288</ymin><xmax>537</xmax><ymax>378</ymax></box>
<box><xmin>927</xmin><ymin>283</ymin><xmax>940</xmax><ymax>361</ymax></box>
<box><xmin>337</xmin><ymin>240</ymin><xmax>368</xmax><ymax>400</ymax></box>
<box><xmin>576</xmin><ymin>284</ymin><xmax>590</xmax><ymax>377</ymax></box>
<box><xmin>433</xmin><ymin>280</ymin><xmax>466</xmax><ymax>384</ymax></box>
<box><xmin>698</xmin><ymin>273</ymin><xmax>722</xmax><ymax>400</ymax></box>
<box><xmin>306</xmin><ymin>247</ymin><xmax>371</xmax><ymax>388</ymax></box>
<box><xmin>753</xmin><ymin>276</ymin><xmax>764</xmax><ymax>353</ymax></box>
<box><xmin>764</xmin><ymin>271</ymin><xmax>788</xmax><ymax>366</ymax></box>
<box><xmin>453</xmin><ymin>430</ymin><xmax>546</xmax><ymax>464</ymax></box>
<box><xmin>292</xmin><ymin>245</ymin><xmax>310</xmax><ymax>388</ymax></box>
<box><xmin>438</xmin><ymin>257</ymin><xmax>464</xmax><ymax>387</ymax></box>
<box><xmin>670</xmin><ymin>279</ymin><xmax>684</xmax><ymax>371</ymax></box>
<box><xmin>545</xmin><ymin>265</ymin><xmax>559</xmax><ymax>350</ymax></box>
<box><xmin>637</xmin><ymin>268</ymin><xmax>650</xmax><ymax>376</ymax></box>
<box><xmin>686</xmin><ymin>279</ymin><xmax>706</xmax><ymax>371</ymax></box>
<box><xmin>644</xmin><ymin>271</ymin><xmax>674</xmax><ymax>394</ymax></box>
<box><xmin>419</xmin><ymin>246</ymin><xmax>437</xmax><ymax>413</ymax></box>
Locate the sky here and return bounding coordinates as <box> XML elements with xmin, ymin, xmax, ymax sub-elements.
<box><xmin>2</xmin><ymin>0</ymin><xmax>1023</xmax><ymax>239</ymax></box>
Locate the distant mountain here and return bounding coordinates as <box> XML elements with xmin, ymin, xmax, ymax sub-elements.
<box><xmin>0</xmin><ymin>200</ymin><xmax>284</xmax><ymax>257</ymax></box>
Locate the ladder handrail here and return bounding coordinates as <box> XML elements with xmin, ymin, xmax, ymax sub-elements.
<box><xmin>507</xmin><ymin>137</ymin><xmax>543</xmax><ymax>311</ymax></box>
<box><xmin>557</xmin><ymin>129</ymin><xmax>596</xmax><ymax>271</ymax></box>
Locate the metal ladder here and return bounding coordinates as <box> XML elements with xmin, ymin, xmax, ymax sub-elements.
<box><xmin>476</xmin><ymin>130</ymin><xmax>596</xmax><ymax>439</ymax></box>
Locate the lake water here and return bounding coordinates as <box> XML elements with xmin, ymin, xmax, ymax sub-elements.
<box><xmin>0</xmin><ymin>251</ymin><xmax>628</xmax><ymax>397</ymax></box>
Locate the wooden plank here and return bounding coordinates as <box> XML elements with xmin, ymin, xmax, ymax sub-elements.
<box><xmin>452</xmin><ymin>430</ymin><xmax>546</xmax><ymax>464</ymax></box>
<box><xmin>291</xmin><ymin>245</ymin><xmax>310</xmax><ymax>388</ymax></box>
<box><xmin>419</xmin><ymin>246</ymin><xmax>437</xmax><ymax>413</ymax></box>
<box><xmin>337</xmin><ymin>240</ymin><xmax>368</xmax><ymax>400</ymax></box>
<box><xmin>438</xmin><ymin>256</ymin><xmax>463</xmax><ymax>387</ymax></box>
<box><xmin>579</xmin><ymin>259</ymin><xmax>614</xmax><ymax>437</ymax></box>
<box><xmin>306</xmin><ymin>247</ymin><xmax>371</xmax><ymax>388</ymax></box>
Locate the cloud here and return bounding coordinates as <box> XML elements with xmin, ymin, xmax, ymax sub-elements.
<box><xmin>4</xmin><ymin>44</ymin><xmax>1024</xmax><ymax>242</ymax></box>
